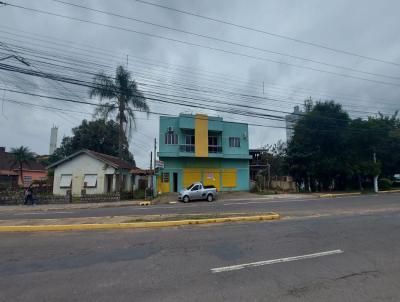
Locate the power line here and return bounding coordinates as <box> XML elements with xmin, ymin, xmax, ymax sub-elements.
<box><xmin>0</xmin><ymin>40</ymin><xmax>396</xmax><ymax>116</ymax></box>
<box><xmin>50</xmin><ymin>0</ymin><xmax>400</xmax><ymax>81</ymax></box>
<box><xmin>1</xmin><ymin>26</ymin><xmax>399</xmax><ymax>111</ymax></box>
<box><xmin>133</xmin><ymin>0</ymin><xmax>400</xmax><ymax>67</ymax></box>
<box><xmin>1</xmin><ymin>2</ymin><xmax>400</xmax><ymax>87</ymax></box>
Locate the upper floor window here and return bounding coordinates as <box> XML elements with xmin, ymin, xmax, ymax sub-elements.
<box><xmin>208</xmin><ymin>136</ymin><xmax>218</xmax><ymax>146</ymax></box>
<box><xmin>229</xmin><ymin>137</ymin><xmax>240</xmax><ymax>148</ymax></box>
<box><xmin>165</xmin><ymin>132</ymin><xmax>178</xmax><ymax>145</ymax></box>
<box><xmin>185</xmin><ymin>135</ymin><xmax>195</xmax><ymax>145</ymax></box>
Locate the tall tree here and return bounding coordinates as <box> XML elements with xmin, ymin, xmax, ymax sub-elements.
<box><xmin>48</xmin><ymin>119</ymin><xmax>135</xmax><ymax>165</ymax></box>
<box><xmin>89</xmin><ymin>66</ymin><xmax>149</xmax><ymax>194</ymax></box>
<box><xmin>10</xmin><ymin>146</ymin><xmax>35</xmax><ymax>186</ymax></box>
<box><xmin>287</xmin><ymin>101</ymin><xmax>350</xmax><ymax>191</ymax></box>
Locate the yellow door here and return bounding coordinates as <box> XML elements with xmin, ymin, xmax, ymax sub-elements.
<box><xmin>183</xmin><ymin>168</ymin><xmax>202</xmax><ymax>188</ymax></box>
<box><xmin>203</xmin><ymin>169</ymin><xmax>220</xmax><ymax>191</ymax></box>
<box><xmin>222</xmin><ymin>169</ymin><xmax>237</xmax><ymax>188</ymax></box>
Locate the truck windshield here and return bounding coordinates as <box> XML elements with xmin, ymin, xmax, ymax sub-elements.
<box><xmin>186</xmin><ymin>184</ymin><xmax>194</xmax><ymax>190</ymax></box>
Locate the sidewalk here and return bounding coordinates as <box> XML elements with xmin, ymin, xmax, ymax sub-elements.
<box><xmin>0</xmin><ymin>200</ymin><xmax>142</xmax><ymax>213</ymax></box>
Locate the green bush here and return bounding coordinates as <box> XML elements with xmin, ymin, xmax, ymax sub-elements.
<box><xmin>379</xmin><ymin>178</ymin><xmax>393</xmax><ymax>191</ymax></box>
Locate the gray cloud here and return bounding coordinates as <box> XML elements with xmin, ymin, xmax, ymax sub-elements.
<box><xmin>0</xmin><ymin>0</ymin><xmax>399</xmax><ymax>168</ymax></box>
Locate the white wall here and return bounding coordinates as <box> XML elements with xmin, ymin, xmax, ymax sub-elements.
<box><xmin>53</xmin><ymin>153</ymin><xmax>116</xmax><ymax>196</ymax></box>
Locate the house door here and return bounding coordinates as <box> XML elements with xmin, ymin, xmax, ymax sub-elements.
<box><xmin>173</xmin><ymin>172</ymin><xmax>178</xmax><ymax>192</ymax></box>
<box><xmin>106</xmin><ymin>175</ymin><xmax>113</xmax><ymax>193</ymax></box>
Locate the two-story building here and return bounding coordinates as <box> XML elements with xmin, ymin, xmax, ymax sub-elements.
<box><xmin>156</xmin><ymin>113</ymin><xmax>251</xmax><ymax>193</ymax></box>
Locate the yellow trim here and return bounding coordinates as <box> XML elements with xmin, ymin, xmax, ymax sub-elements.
<box><xmin>0</xmin><ymin>213</ymin><xmax>280</xmax><ymax>232</ymax></box>
<box><xmin>319</xmin><ymin>192</ymin><xmax>361</xmax><ymax>198</ymax></box>
<box><xmin>195</xmin><ymin>114</ymin><xmax>208</xmax><ymax>157</ymax></box>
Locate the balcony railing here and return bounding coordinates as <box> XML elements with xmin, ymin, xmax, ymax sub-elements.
<box><xmin>179</xmin><ymin>145</ymin><xmax>222</xmax><ymax>153</ymax></box>
<box><xmin>180</xmin><ymin>144</ymin><xmax>195</xmax><ymax>153</ymax></box>
<box><xmin>208</xmin><ymin>145</ymin><xmax>222</xmax><ymax>153</ymax></box>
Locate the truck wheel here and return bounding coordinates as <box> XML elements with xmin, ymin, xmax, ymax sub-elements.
<box><xmin>183</xmin><ymin>195</ymin><xmax>190</xmax><ymax>203</ymax></box>
<box><xmin>207</xmin><ymin>194</ymin><xmax>213</xmax><ymax>202</ymax></box>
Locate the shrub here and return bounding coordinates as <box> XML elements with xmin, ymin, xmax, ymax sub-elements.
<box><xmin>379</xmin><ymin>178</ymin><xmax>393</xmax><ymax>191</ymax></box>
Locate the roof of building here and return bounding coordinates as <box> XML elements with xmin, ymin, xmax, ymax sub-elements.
<box><xmin>47</xmin><ymin>149</ymin><xmax>136</xmax><ymax>170</ymax></box>
<box><xmin>130</xmin><ymin>168</ymin><xmax>154</xmax><ymax>175</ymax></box>
<box><xmin>0</xmin><ymin>149</ymin><xmax>46</xmax><ymax>171</ymax></box>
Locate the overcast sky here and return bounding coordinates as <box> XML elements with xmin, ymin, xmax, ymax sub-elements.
<box><xmin>0</xmin><ymin>0</ymin><xmax>399</xmax><ymax>168</ymax></box>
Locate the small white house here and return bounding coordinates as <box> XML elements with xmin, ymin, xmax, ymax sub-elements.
<box><xmin>48</xmin><ymin>149</ymin><xmax>136</xmax><ymax>196</ymax></box>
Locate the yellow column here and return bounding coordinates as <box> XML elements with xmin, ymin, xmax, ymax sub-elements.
<box><xmin>195</xmin><ymin>114</ymin><xmax>208</xmax><ymax>157</ymax></box>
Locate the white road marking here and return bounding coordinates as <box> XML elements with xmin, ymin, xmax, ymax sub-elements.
<box><xmin>211</xmin><ymin>249</ymin><xmax>344</xmax><ymax>273</ymax></box>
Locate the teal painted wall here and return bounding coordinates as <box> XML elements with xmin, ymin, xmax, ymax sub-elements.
<box><xmin>159</xmin><ymin>157</ymin><xmax>249</xmax><ymax>192</ymax></box>
<box><xmin>159</xmin><ymin>115</ymin><xmax>251</xmax><ymax>159</ymax></box>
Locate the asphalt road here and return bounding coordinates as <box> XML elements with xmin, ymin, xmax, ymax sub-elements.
<box><xmin>1</xmin><ymin>193</ymin><xmax>400</xmax><ymax>220</ymax></box>
<box><xmin>1</xmin><ymin>195</ymin><xmax>400</xmax><ymax>301</ymax></box>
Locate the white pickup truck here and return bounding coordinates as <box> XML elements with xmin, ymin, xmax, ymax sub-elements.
<box><xmin>178</xmin><ymin>182</ymin><xmax>218</xmax><ymax>203</ymax></box>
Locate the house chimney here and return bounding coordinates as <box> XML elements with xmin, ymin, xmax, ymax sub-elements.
<box><xmin>0</xmin><ymin>147</ymin><xmax>5</xmax><ymax>153</ymax></box>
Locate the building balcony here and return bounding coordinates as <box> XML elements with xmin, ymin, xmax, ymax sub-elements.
<box><xmin>208</xmin><ymin>145</ymin><xmax>222</xmax><ymax>153</ymax></box>
<box><xmin>179</xmin><ymin>144</ymin><xmax>195</xmax><ymax>153</ymax></box>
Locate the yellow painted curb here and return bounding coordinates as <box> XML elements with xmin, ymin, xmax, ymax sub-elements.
<box><xmin>0</xmin><ymin>213</ymin><xmax>280</xmax><ymax>232</ymax></box>
<box><xmin>319</xmin><ymin>192</ymin><xmax>361</xmax><ymax>198</ymax></box>
<box><xmin>378</xmin><ymin>189</ymin><xmax>400</xmax><ymax>194</ymax></box>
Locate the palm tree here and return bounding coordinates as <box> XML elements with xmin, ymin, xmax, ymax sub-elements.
<box><xmin>10</xmin><ymin>146</ymin><xmax>35</xmax><ymax>187</ymax></box>
<box><xmin>89</xmin><ymin>65</ymin><xmax>149</xmax><ymax>194</ymax></box>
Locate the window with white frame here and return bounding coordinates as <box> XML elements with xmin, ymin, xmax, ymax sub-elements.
<box><xmin>165</xmin><ymin>132</ymin><xmax>178</xmax><ymax>144</ymax></box>
<box><xmin>83</xmin><ymin>174</ymin><xmax>97</xmax><ymax>188</ymax></box>
<box><xmin>60</xmin><ymin>174</ymin><xmax>72</xmax><ymax>188</ymax></box>
<box><xmin>229</xmin><ymin>137</ymin><xmax>240</xmax><ymax>147</ymax></box>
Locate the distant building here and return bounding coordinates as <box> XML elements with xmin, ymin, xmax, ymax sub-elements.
<box><xmin>285</xmin><ymin>106</ymin><xmax>302</xmax><ymax>142</ymax></box>
<box><xmin>0</xmin><ymin>147</ymin><xmax>46</xmax><ymax>188</ymax></box>
<box><xmin>49</xmin><ymin>126</ymin><xmax>58</xmax><ymax>155</ymax></box>
<box><xmin>156</xmin><ymin>113</ymin><xmax>251</xmax><ymax>193</ymax></box>
<box><xmin>249</xmin><ymin>149</ymin><xmax>269</xmax><ymax>181</ymax></box>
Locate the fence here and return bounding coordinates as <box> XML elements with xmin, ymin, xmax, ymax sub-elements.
<box><xmin>0</xmin><ymin>192</ymin><xmax>70</xmax><ymax>205</ymax></box>
<box><xmin>79</xmin><ymin>192</ymin><xmax>120</xmax><ymax>203</ymax></box>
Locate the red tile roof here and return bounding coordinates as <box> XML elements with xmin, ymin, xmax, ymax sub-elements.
<box><xmin>0</xmin><ymin>151</ymin><xmax>46</xmax><ymax>171</ymax></box>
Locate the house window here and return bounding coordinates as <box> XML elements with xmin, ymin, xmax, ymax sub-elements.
<box><xmin>229</xmin><ymin>137</ymin><xmax>240</xmax><ymax>147</ymax></box>
<box><xmin>162</xmin><ymin>172</ymin><xmax>169</xmax><ymax>183</ymax></box>
<box><xmin>83</xmin><ymin>174</ymin><xmax>97</xmax><ymax>188</ymax></box>
<box><xmin>60</xmin><ymin>174</ymin><xmax>72</xmax><ymax>188</ymax></box>
<box><xmin>165</xmin><ymin>132</ymin><xmax>178</xmax><ymax>145</ymax></box>
<box><xmin>23</xmin><ymin>176</ymin><xmax>32</xmax><ymax>187</ymax></box>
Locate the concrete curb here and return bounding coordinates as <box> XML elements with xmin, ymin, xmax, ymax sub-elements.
<box><xmin>319</xmin><ymin>192</ymin><xmax>361</xmax><ymax>198</ymax></box>
<box><xmin>378</xmin><ymin>189</ymin><xmax>400</xmax><ymax>194</ymax></box>
<box><xmin>0</xmin><ymin>213</ymin><xmax>280</xmax><ymax>232</ymax></box>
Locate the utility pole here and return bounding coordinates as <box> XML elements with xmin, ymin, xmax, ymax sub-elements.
<box><xmin>262</xmin><ymin>81</ymin><xmax>265</xmax><ymax>94</ymax></box>
<box><xmin>373</xmin><ymin>152</ymin><xmax>378</xmax><ymax>193</ymax></box>
<box><xmin>153</xmin><ymin>138</ymin><xmax>157</xmax><ymax>170</ymax></box>
<box><xmin>151</xmin><ymin>138</ymin><xmax>157</xmax><ymax>195</ymax></box>
<box><xmin>150</xmin><ymin>151</ymin><xmax>153</xmax><ymax>170</ymax></box>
